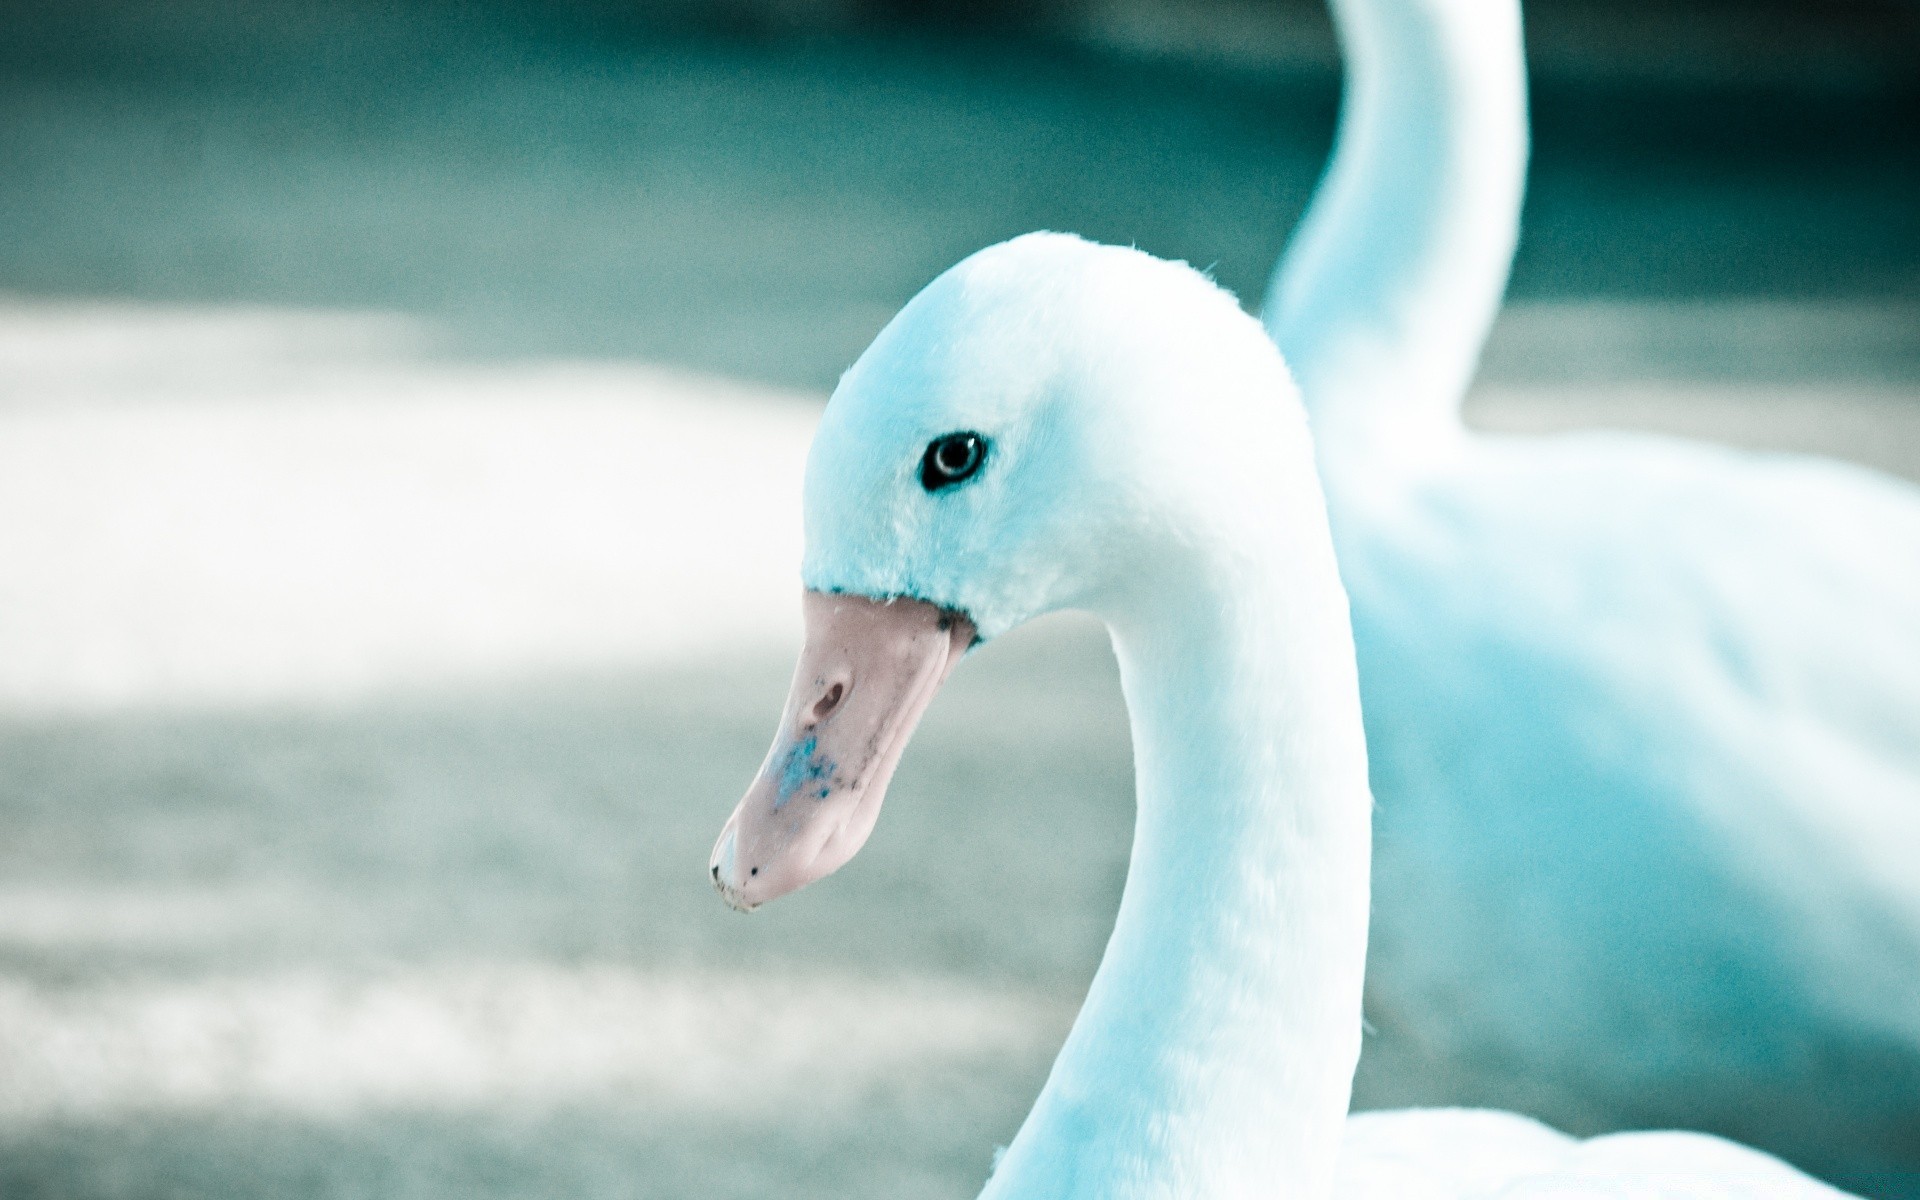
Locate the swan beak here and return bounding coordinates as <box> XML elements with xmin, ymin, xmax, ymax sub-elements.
<box><xmin>710</xmin><ymin>590</ymin><xmax>973</xmax><ymax>912</ymax></box>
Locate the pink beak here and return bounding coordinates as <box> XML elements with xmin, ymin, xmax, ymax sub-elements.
<box><xmin>710</xmin><ymin>590</ymin><xmax>975</xmax><ymax>911</ymax></box>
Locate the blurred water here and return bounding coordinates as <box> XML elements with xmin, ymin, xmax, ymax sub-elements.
<box><xmin>4</xmin><ymin>0</ymin><xmax>1916</xmax><ymax>385</ymax></box>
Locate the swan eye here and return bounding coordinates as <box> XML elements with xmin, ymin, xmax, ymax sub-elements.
<box><xmin>919</xmin><ymin>432</ymin><xmax>988</xmax><ymax>492</ymax></box>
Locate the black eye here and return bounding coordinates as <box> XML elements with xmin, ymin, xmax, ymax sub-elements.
<box><xmin>920</xmin><ymin>431</ymin><xmax>988</xmax><ymax>492</ymax></box>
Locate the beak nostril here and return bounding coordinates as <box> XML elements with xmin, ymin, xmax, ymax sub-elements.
<box><xmin>810</xmin><ymin>682</ymin><xmax>845</xmax><ymax>723</ymax></box>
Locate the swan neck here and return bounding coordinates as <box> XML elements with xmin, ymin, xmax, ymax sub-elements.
<box><xmin>1263</xmin><ymin>0</ymin><xmax>1527</xmax><ymax>466</ymax></box>
<box><xmin>982</xmin><ymin>534</ymin><xmax>1372</xmax><ymax>1199</ymax></box>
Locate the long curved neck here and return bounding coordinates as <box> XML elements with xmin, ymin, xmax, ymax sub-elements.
<box><xmin>1263</xmin><ymin>0</ymin><xmax>1527</xmax><ymax>469</ymax></box>
<box><xmin>982</xmin><ymin>501</ymin><xmax>1373</xmax><ymax>1199</ymax></box>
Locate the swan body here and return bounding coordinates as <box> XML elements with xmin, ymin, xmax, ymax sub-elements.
<box><xmin>1337</xmin><ymin>1109</ymin><xmax>1855</xmax><ymax>1198</ymax></box>
<box><xmin>711</xmin><ymin>232</ymin><xmax>1855</xmax><ymax>1198</ymax></box>
<box><xmin>1266</xmin><ymin>0</ymin><xmax>1920</xmax><ymax>1183</ymax></box>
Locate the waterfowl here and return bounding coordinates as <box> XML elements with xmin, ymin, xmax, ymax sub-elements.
<box><xmin>710</xmin><ymin>233</ymin><xmax>1855</xmax><ymax>1198</ymax></box>
<box><xmin>1266</xmin><ymin>0</ymin><xmax>1920</xmax><ymax>1184</ymax></box>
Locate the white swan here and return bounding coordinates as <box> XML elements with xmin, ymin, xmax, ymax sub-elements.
<box><xmin>710</xmin><ymin>233</ymin><xmax>1854</xmax><ymax>1198</ymax></box>
<box><xmin>1266</xmin><ymin>0</ymin><xmax>1920</xmax><ymax>1184</ymax></box>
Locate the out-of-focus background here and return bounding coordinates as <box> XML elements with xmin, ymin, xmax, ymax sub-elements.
<box><xmin>0</xmin><ymin>1</ymin><xmax>1915</xmax><ymax>1196</ymax></box>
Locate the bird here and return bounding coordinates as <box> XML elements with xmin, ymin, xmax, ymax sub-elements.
<box><xmin>709</xmin><ymin>231</ymin><xmax>1858</xmax><ymax>1199</ymax></box>
<box><xmin>1264</xmin><ymin>0</ymin><xmax>1920</xmax><ymax>1188</ymax></box>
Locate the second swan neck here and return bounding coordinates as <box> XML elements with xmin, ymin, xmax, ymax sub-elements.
<box><xmin>1265</xmin><ymin>0</ymin><xmax>1528</xmax><ymax>464</ymax></box>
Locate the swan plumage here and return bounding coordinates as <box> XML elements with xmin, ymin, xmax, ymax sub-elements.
<box><xmin>1265</xmin><ymin>0</ymin><xmax>1920</xmax><ymax>1181</ymax></box>
<box><xmin>713</xmin><ymin>231</ymin><xmax>1857</xmax><ymax>1198</ymax></box>
<box><xmin>1337</xmin><ymin>1109</ymin><xmax>1852</xmax><ymax>1198</ymax></box>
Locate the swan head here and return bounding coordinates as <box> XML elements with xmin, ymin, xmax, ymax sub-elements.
<box><xmin>711</xmin><ymin>232</ymin><xmax>1305</xmax><ymax>910</ymax></box>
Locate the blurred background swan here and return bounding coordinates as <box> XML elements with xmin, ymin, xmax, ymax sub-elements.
<box><xmin>0</xmin><ymin>0</ymin><xmax>1915</xmax><ymax>1197</ymax></box>
<box><xmin>1265</xmin><ymin>0</ymin><xmax>1920</xmax><ymax>1189</ymax></box>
